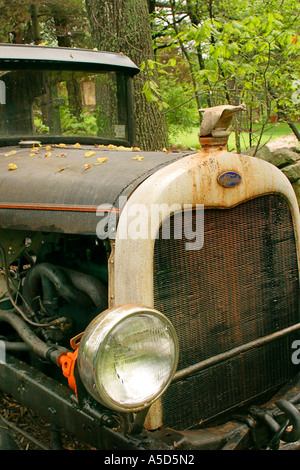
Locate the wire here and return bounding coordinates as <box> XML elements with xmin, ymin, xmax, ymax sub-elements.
<box><xmin>0</xmin><ymin>245</ymin><xmax>66</xmax><ymax>328</ymax></box>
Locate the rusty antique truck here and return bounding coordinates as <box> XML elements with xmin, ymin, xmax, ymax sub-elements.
<box><xmin>0</xmin><ymin>43</ymin><xmax>299</xmax><ymax>451</ymax></box>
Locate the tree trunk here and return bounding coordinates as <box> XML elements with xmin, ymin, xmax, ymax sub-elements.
<box><xmin>85</xmin><ymin>0</ymin><xmax>169</xmax><ymax>151</ymax></box>
<box><xmin>30</xmin><ymin>4</ymin><xmax>41</xmax><ymax>45</ymax></box>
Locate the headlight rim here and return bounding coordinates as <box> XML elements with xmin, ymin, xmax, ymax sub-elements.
<box><xmin>77</xmin><ymin>304</ymin><xmax>179</xmax><ymax>413</ymax></box>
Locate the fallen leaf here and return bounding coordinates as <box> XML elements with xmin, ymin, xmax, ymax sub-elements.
<box><xmin>73</xmin><ymin>143</ymin><xmax>81</xmax><ymax>148</ymax></box>
<box><xmin>4</xmin><ymin>150</ymin><xmax>17</xmax><ymax>157</ymax></box>
<box><xmin>116</xmin><ymin>146</ymin><xmax>130</xmax><ymax>151</ymax></box>
<box><xmin>132</xmin><ymin>155</ymin><xmax>144</xmax><ymax>161</ymax></box>
<box><xmin>85</xmin><ymin>151</ymin><xmax>96</xmax><ymax>158</ymax></box>
<box><xmin>84</xmin><ymin>164</ymin><xmax>90</xmax><ymax>170</ymax></box>
<box><xmin>93</xmin><ymin>157</ymin><xmax>108</xmax><ymax>166</ymax></box>
<box><xmin>45</xmin><ymin>152</ymin><xmax>51</xmax><ymax>157</ymax></box>
<box><xmin>8</xmin><ymin>163</ymin><xmax>17</xmax><ymax>170</ymax></box>
<box><xmin>56</xmin><ymin>153</ymin><xmax>68</xmax><ymax>158</ymax></box>
<box><xmin>58</xmin><ymin>143</ymin><xmax>67</xmax><ymax>148</ymax></box>
<box><xmin>57</xmin><ymin>167</ymin><xmax>67</xmax><ymax>172</ymax></box>
<box><xmin>97</xmin><ymin>157</ymin><xmax>108</xmax><ymax>164</ymax></box>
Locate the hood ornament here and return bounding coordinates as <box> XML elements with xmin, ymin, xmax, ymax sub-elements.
<box><xmin>199</xmin><ymin>104</ymin><xmax>246</xmax><ymax>138</ymax></box>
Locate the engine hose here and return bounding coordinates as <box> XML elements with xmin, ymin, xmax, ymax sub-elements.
<box><xmin>0</xmin><ymin>309</ymin><xmax>67</xmax><ymax>364</ymax></box>
<box><xmin>23</xmin><ymin>263</ymin><xmax>107</xmax><ymax>311</ymax></box>
<box><xmin>23</xmin><ymin>263</ymin><xmax>91</xmax><ymax>306</ymax></box>
<box><xmin>1</xmin><ymin>341</ymin><xmax>29</xmax><ymax>352</ymax></box>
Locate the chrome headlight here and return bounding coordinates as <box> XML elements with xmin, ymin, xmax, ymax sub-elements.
<box><xmin>77</xmin><ymin>304</ymin><xmax>179</xmax><ymax>412</ymax></box>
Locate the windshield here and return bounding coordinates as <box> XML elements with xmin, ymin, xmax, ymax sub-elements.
<box><xmin>0</xmin><ymin>69</ymin><xmax>131</xmax><ymax>145</ymax></box>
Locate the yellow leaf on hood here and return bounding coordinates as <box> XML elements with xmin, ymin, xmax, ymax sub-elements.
<box><xmin>84</xmin><ymin>151</ymin><xmax>96</xmax><ymax>158</ymax></box>
<box><xmin>132</xmin><ymin>155</ymin><xmax>144</xmax><ymax>161</ymax></box>
<box><xmin>96</xmin><ymin>157</ymin><xmax>108</xmax><ymax>164</ymax></box>
<box><xmin>116</xmin><ymin>146</ymin><xmax>130</xmax><ymax>151</ymax></box>
<box><xmin>8</xmin><ymin>163</ymin><xmax>17</xmax><ymax>170</ymax></box>
<box><xmin>5</xmin><ymin>150</ymin><xmax>17</xmax><ymax>157</ymax></box>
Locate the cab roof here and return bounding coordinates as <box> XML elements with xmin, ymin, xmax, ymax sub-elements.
<box><xmin>0</xmin><ymin>44</ymin><xmax>140</xmax><ymax>75</ymax></box>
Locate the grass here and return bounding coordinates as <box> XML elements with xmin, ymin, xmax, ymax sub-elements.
<box><xmin>169</xmin><ymin>122</ymin><xmax>300</xmax><ymax>152</ymax></box>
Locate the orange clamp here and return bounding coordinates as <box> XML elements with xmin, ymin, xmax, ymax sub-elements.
<box><xmin>58</xmin><ymin>345</ymin><xmax>79</xmax><ymax>397</ymax></box>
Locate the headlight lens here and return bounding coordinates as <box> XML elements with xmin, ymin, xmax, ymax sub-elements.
<box><xmin>77</xmin><ymin>305</ymin><xmax>178</xmax><ymax>412</ymax></box>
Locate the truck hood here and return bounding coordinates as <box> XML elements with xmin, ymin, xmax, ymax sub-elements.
<box><xmin>0</xmin><ymin>144</ymin><xmax>189</xmax><ymax>234</ymax></box>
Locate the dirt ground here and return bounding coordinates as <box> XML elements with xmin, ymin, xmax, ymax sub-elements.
<box><xmin>0</xmin><ymin>392</ymin><xmax>95</xmax><ymax>450</ymax></box>
<box><xmin>266</xmin><ymin>134</ymin><xmax>299</xmax><ymax>151</ymax></box>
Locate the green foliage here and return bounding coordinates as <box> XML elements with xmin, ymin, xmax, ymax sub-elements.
<box><xmin>1</xmin><ymin>0</ymin><xmax>299</xmax><ymax>147</ymax></box>
<box><xmin>59</xmin><ymin>106</ymin><xmax>100</xmax><ymax>136</ymax></box>
<box><xmin>169</xmin><ymin>122</ymin><xmax>300</xmax><ymax>152</ymax></box>
<box><xmin>34</xmin><ymin>107</ymin><xmax>102</xmax><ymax>137</ymax></box>
<box><xmin>0</xmin><ymin>0</ymin><xmax>92</xmax><ymax>47</ymax></box>
<box><xmin>141</xmin><ymin>56</ymin><xmax>200</xmax><ymax>133</ymax></box>
<box><xmin>34</xmin><ymin>116</ymin><xmax>50</xmax><ymax>135</ymax></box>
<box><xmin>152</xmin><ymin>0</ymin><xmax>300</xmax><ymax>147</ymax></box>
<box><xmin>141</xmin><ymin>59</ymin><xmax>169</xmax><ymax>109</ymax></box>
<box><xmin>161</xmin><ymin>82</ymin><xmax>199</xmax><ymax>135</ymax></box>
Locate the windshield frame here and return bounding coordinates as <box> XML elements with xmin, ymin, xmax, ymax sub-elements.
<box><xmin>0</xmin><ymin>45</ymin><xmax>138</xmax><ymax>147</ymax></box>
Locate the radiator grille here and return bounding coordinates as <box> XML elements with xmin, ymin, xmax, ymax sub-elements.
<box><xmin>153</xmin><ymin>195</ymin><xmax>299</xmax><ymax>430</ymax></box>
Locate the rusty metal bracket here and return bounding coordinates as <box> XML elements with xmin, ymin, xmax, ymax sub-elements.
<box><xmin>250</xmin><ymin>405</ymin><xmax>280</xmax><ymax>434</ymax></box>
<box><xmin>265</xmin><ymin>420</ymin><xmax>289</xmax><ymax>450</ymax></box>
<box><xmin>250</xmin><ymin>399</ymin><xmax>300</xmax><ymax>449</ymax></box>
<box><xmin>249</xmin><ymin>405</ymin><xmax>282</xmax><ymax>449</ymax></box>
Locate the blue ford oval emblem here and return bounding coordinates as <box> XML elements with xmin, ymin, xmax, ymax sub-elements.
<box><xmin>218</xmin><ymin>171</ymin><xmax>242</xmax><ymax>188</ymax></box>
